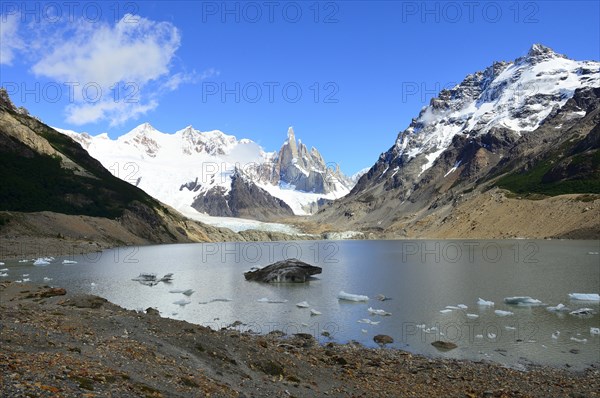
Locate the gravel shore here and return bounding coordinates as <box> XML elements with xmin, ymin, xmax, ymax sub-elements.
<box><xmin>1</xmin><ymin>281</ymin><xmax>599</xmax><ymax>397</ymax></box>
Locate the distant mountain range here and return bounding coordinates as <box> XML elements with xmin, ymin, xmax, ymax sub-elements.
<box><xmin>58</xmin><ymin>125</ymin><xmax>354</xmax><ymax>222</ymax></box>
<box><xmin>314</xmin><ymin>44</ymin><xmax>600</xmax><ymax>238</ymax></box>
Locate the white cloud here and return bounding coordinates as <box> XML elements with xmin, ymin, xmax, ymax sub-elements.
<box><xmin>26</xmin><ymin>14</ymin><xmax>184</xmax><ymax>125</ymax></box>
<box><xmin>0</xmin><ymin>13</ymin><xmax>24</xmax><ymax>65</ymax></box>
<box><xmin>162</xmin><ymin>68</ymin><xmax>220</xmax><ymax>92</ymax></box>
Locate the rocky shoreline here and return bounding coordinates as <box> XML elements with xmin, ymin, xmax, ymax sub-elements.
<box><xmin>1</xmin><ymin>281</ymin><xmax>599</xmax><ymax>397</ymax></box>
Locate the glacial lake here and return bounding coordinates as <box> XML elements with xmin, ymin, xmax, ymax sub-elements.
<box><xmin>3</xmin><ymin>240</ymin><xmax>599</xmax><ymax>371</ymax></box>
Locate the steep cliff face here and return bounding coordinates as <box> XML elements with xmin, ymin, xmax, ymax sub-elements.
<box><xmin>314</xmin><ymin>45</ymin><xmax>600</xmax><ymax>237</ymax></box>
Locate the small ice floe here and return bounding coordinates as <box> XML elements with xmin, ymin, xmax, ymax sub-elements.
<box><xmin>15</xmin><ymin>280</ymin><xmax>22</xmax><ymax>283</ymax></box>
<box><xmin>570</xmin><ymin>337</ymin><xmax>587</xmax><ymax>343</ymax></box>
<box><xmin>503</xmin><ymin>296</ymin><xmax>543</xmax><ymax>306</ymax></box>
<box><xmin>62</xmin><ymin>260</ymin><xmax>78</xmax><ymax>264</ymax></box>
<box><xmin>570</xmin><ymin>308</ymin><xmax>596</xmax><ymax>316</ymax></box>
<box><xmin>310</xmin><ymin>309</ymin><xmax>322</xmax><ymax>316</ymax></box>
<box><xmin>0</xmin><ymin>262</ymin><xmax>4</xmax><ymax>265</ymax></box>
<box><xmin>90</xmin><ymin>282</ymin><xmax>97</xmax><ymax>287</ymax></box>
<box><xmin>296</xmin><ymin>301</ymin><xmax>309</xmax><ymax>308</ymax></box>
<box><xmin>43</xmin><ymin>277</ymin><xmax>53</xmax><ymax>281</ymax></box>
<box><xmin>22</xmin><ymin>278</ymin><xmax>30</xmax><ymax>282</ymax></box>
<box><xmin>301</xmin><ymin>323</ymin><xmax>308</xmax><ymax>327</ymax></box>
<box><xmin>18</xmin><ymin>260</ymin><xmax>28</xmax><ymax>263</ymax></box>
<box><xmin>33</xmin><ymin>258</ymin><xmax>51</xmax><ymax>266</ymax></box>
<box><xmin>475</xmin><ymin>334</ymin><xmax>484</xmax><ymax>339</ymax></box>
<box><xmin>338</xmin><ymin>291</ymin><xmax>369</xmax><ymax>302</ymax></box>
<box><xmin>416</xmin><ymin>324</ymin><xmax>426</xmax><ymax>329</ymax></box>
<box><xmin>357</xmin><ymin>319</ymin><xmax>380</xmax><ymax>325</ymax></box>
<box><xmin>588</xmin><ymin>252</ymin><xmax>599</xmax><ymax>255</ymax></box>
<box><xmin>361</xmin><ymin>329</ymin><xmax>368</xmax><ymax>334</ymax></box>
<box><xmin>368</xmin><ymin>307</ymin><xmax>391</xmax><ymax>316</ymax></box>
<box><xmin>552</xmin><ymin>331</ymin><xmax>560</xmax><ymax>339</ymax></box>
<box><xmin>568</xmin><ymin>293</ymin><xmax>600</xmax><ymax>301</ymax></box>
<box><xmin>22</xmin><ymin>274</ymin><xmax>29</xmax><ymax>277</ymax></box>
<box><xmin>0</xmin><ymin>267</ymin><xmax>7</xmax><ymax>271</ymax></box>
<box><xmin>182</xmin><ymin>289</ymin><xmax>194</xmax><ymax>296</ymax></box>
<box><xmin>257</xmin><ymin>297</ymin><xmax>288</xmax><ymax>303</ymax></box>
<box><xmin>160</xmin><ymin>273</ymin><xmax>174</xmax><ymax>282</ymax></box>
<box><xmin>495</xmin><ymin>310</ymin><xmax>514</xmax><ymax>317</ymax></box>
<box><xmin>375</xmin><ymin>294</ymin><xmax>391</xmax><ymax>301</ymax></box>
<box><xmin>488</xmin><ymin>332</ymin><xmax>497</xmax><ymax>339</ymax></box>
<box><xmin>466</xmin><ymin>313</ymin><xmax>479</xmax><ymax>319</ymax></box>
<box><xmin>457</xmin><ymin>304</ymin><xmax>468</xmax><ymax>309</ymax></box>
<box><xmin>505</xmin><ymin>326</ymin><xmax>517</xmax><ymax>331</ymax></box>
<box><xmin>0</xmin><ymin>272</ymin><xmax>8</xmax><ymax>277</ymax></box>
<box><xmin>133</xmin><ymin>272</ymin><xmax>173</xmax><ymax>286</ymax></box>
<box><xmin>590</xmin><ymin>327</ymin><xmax>600</xmax><ymax>336</ymax></box>
<box><xmin>173</xmin><ymin>299</ymin><xmax>191</xmax><ymax>306</ymax></box>
<box><xmin>439</xmin><ymin>309</ymin><xmax>453</xmax><ymax>314</ymax></box>
<box><xmin>169</xmin><ymin>289</ymin><xmax>185</xmax><ymax>293</ymax></box>
<box><xmin>546</xmin><ymin>303</ymin><xmax>570</xmax><ymax>312</ymax></box>
<box><xmin>445</xmin><ymin>305</ymin><xmax>460</xmax><ymax>310</ymax></box>
<box><xmin>477</xmin><ymin>298</ymin><xmax>494</xmax><ymax>306</ymax></box>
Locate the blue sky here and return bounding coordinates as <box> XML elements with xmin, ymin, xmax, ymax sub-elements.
<box><xmin>1</xmin><ymin>1</ymin><xmax>599</xmax><ymax>174</ymax></box>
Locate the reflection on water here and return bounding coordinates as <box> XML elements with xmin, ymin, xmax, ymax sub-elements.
<box><xmin>3</xmin><ymin>239</ymin><xmax>599</xmax><ymax>370</ymax></box>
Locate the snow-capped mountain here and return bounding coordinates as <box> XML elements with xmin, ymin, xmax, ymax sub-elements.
<box><xmin>58</xmin><ymin>124</ymin><xmax>353</xmax><ymax>221</ymax></box>
<box><xmin>315</xmin><ymin>44</ymin><xmax>600</xmax><ymax>232</ymax></box>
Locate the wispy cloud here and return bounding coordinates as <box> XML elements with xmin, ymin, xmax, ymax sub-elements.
<box><xmin>0</xmin><ymin>13</ymin><xmax>24</xmax><ymax>65</ymax></box>
<box><xmin>2</xmin><ymin>12</ymin><xmax>200</xmax><ymax>126</ymax></box>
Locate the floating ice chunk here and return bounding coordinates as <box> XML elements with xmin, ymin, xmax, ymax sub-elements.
<box><xmin>505</xmin><ymin>326</ymin><xmax>516</xmax><ymax>331</ymax></box>
<box><xmin>33</xmin><ymin>258</ymin><xmax>51</xmax><ymax>266</ymax></box>
<box><xmin>173</xmin><ymin>299</ymin><xmax>191</xmax><ymax>306</ymax></box>
<box><xmin>22</xmin><ymin>278</ymin><xmax>30</xmax><ymax>282</ymax></box>
<box><xmin>568</xmin><ymin>293</ymin><xmax>600</xmax><ymax>301</ymax></box>
<box><xmin>22</xmin><ymin>274</ymin><xmax>29</xmax><ymax>277</ymax></box>
<box><xmin>552</xmin><ymin>331</ymin><xmax>560</xmax><ymax>339</ymax></box>
<box><xmin>62</xmin><ymin>260</ymin><xmax>78</xmax><ymax>264</ymax></box>
<box><xmin>301</xmin><ymin>323</ymin><xmax>308</xmax><ymax>327</ymax></box>
<box><xmin>546</xmin><ymin>303</ymin><xmax>569</xmax><ymax>312</ymax></box>
<box><xmin>466</xmin><ymin>313</ymin><xmax>479</xmax><ymax>319</ymax></box>
<box><xmin>296</xmin><ymin>301</ymin><xmax>309</xmax><ymax>308</ymax></box>
<box><xmin>0</xmin><ymin>272</ymin><xmax>8</xmax><ymax>277</ymax></box>
<box><xmin>257</xmin><ymin>297</ymin><xmax>288</xmax><ymax>303</ymax></box>
<box><xmin>357</xmin><ymin>318</ymin><xmax>380</xmax><ymax>325</ymax></box>
<box><xmin>0</xmin><ymin>268</ymin><xmax>7</xmax><ymax>271</ymax></box>
<box><xmin>368</xmin><ymin>307</ymin><xmax>391</xmax><ymax>316</ymax></box>
<box><xmin>488</xmin><ymin>332</ymin><xmax>497</xmax><ymax>339</ymax></box>
<box><xmin>477</xmin><ymin>298</ymin><xmax>494</xmax><ymax>306</ymax></box>
<box><xmin>310</xmin><ymin>309</ymin><xmax>321</xmax><ymax>316</ymax></box>
<box><xmin>198</xmin><ymin>298</ymin><xmax>233</xmax><ymax>304</ymax></box>
<box><xmin>169</xmin><ymin>289</ymin><xmax>185</xmax><ymax>293</ymax></box>
<box><xmin>338</xmin><ymin>291</ymin><xmax>369</xmax><ymax>302</ymax></box>
<box><xmin>182</xmin><ymin>289</ymin><xmax>194</xmax><ymax>296</ymax></box>
<box><xmin>570</xmin><ymin>308</ymin><xmax>595</xmax><ymax>316</ymax></box>
<box><xmin>0</xmin><ymin>262</ymin><xmax>4</xmax><ymax>265</ymax></box>
<box><xmin>90</xmin><ymin>282</ymin><xmax>97</xmax><ymax>287</ymax></box>
<box><xmin>570</xmin><ymin>337</ymin><xmax>587</xmax><ymax>343</ymax></box>
<box><xmin>591</xmin><ymin>327</ymin><xmax>600</xmax><ymax>336</ymax></box>
<box><xmin>43</xmin><ymin>277</ymin><xmax>53</xmax><ymax>281</ymax></box>
<box><xmin>15</xmin><ymin>280</ymin><xmax>22</xmax><ymax>283</ymax></box>
<box><xmin>457</xmin><ymin>304</ymin><xmax>468</xmax><ymax>309</ymax></box>
<box><xmin>18</xmin><ymin>260</ymin><xmax>28</xmax><ymax>263</ymax></box>
<box><xmin>439</xmin><ymin>309</ymin><xmax>453</xmax><ymax>314</ymax></box>
<box><xmin>416</xmin><ymin>324</ymin><xmax>426</xmax><ymax>329</ymax></box>
<box><xmin>588</xmin><ymin>252</ymin><xmax>599</xmax><ymax>255</ymax></box>
<box><xmin>361</xmin><ymin>329</ymin><xmax>368</xmax><ymax>334</ymax></box>
<box><xmin>445</xmin><ymin>306</ymin><xmax>460</xmax><ymax>310</ymax></box>
<box><xmin>495</xmin><ymin>310</ymin><xmax>514</xmax><ymax>317</ymax></box>
<box><xmin>504</xmin><ymin>296</ymin><xmax>543</xmax><ymax>306</ymax></box>
<box><xmin>475</xmin><ymin>334</ymin><xmax>483</xmax><ymax>339</ymax></box>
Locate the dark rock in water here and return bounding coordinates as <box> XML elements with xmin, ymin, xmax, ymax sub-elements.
<box><xmin>244</xmin><ymin>259</ymin><xmax>322</xmax><ymax>283</ymax></box>
<box><xmin>373</xmin><ymin>334</ymin><xmax>394</xmax><ymax>345</ymax></box>
<box><xmin>431</xmin><ymin>341</ymin><xmax>458</xmax><ymax>351</ymax></box>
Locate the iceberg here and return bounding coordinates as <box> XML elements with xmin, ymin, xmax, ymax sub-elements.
<box><xmin>182</xmin><ymin>289</ymin><xmax>194</xmax><ymax>296</ymax></box>
<box><xmin>0</xmin><ymin>262</ymin><xmax>3</xmax><ymax>265</ymax></box>
<box><xmin>357</xmin><ymin>319</ymin><xmax>380</xmax><ymax>325</ymax></box>
<box><xmin>439</xmin><ymin>309</ymin><xmax>453</xmax><ymax>314</ymax></box>
<box><xmin>570</xmin><ymin>337</ymin><xmax>587</xmax><ymax>343</ymax></box>
<box><xmin>494</xmin><ymin>310</ymin><xmax>514</xmax><ymax>317</ymax></box>
<box><xmin>504</xmin><ymin>326</ymin><xmax>516</xmax><ymax>331</ymax></box>
<box><xmin>310</xmin><ymin>309</ymin><xmax>321</xmax><ymax>316</ymax></box>
<box><xmin>445</xmin><ymin>305</ymin><xmax>460</xmax><ymax>310</ymax></box>
<box><xmin>457</xmin><ymin>304</ymin><xmax>468</xmax><ymax>309</ymax></box>
<box><xmin>33</xmin><ymin>258</ymin><xmax>51</xmax><ymax>266</ymax></box>
<box><xmin>552</xmin><ymin>331</ymin><xmax>560</xmax><ymax>339</ymax></box>
<box><xmin>198</xmin><ymin>298</ymin><xmax>233</xmax><ymax>304</ymax></box>
<box><xmin>568</xmin><ymin>293</ymin><xmax>600</xmax><ymax>301</ymax></box>
<box><xmin>257</xmin><ymin>297</ymin><xmax>288</xmax><ymax>303</ymax></box>
<box><xmin>477</xmin><ymin>298</ymin><xmax>494</xmax><ymax>306</ymax></box>
<box><xmin>591</xmin><ymin>327</ymin><xmax>600</xmax><ymax>336</ymax></box>
<box><xmin>503</xmin><ymin>296</ymin><xmax>543</xmax><ymax>306</ymax></box>
<box><xmin>62</xmin><ymin>260</ymin><xmax>78</xmax><ymax>264</ymax></box>
<box><xmin>0</xmin><ymin>272</ymin><xmax>8</xmax><ymax>277</ymax></box>
<box><xmin>569</xmin><ymin>308</ymin><xmax>595</xmax><ymax>316</ymax></box>
<box><xmin>43</xmin><ymin>277</ymin><xmax>53</xmax><ymax>281</ymax></box>
<box><xmin>296</xmin><ymin>301</ymin><xmax>309</xmax><ymax>308</ymax></box>
<box><xmin>546</xmin><ymin>303</ymin><xmax>569</xmax><ymax>312</ymax></box>
<box><xmin>368</xmin><ymin>307</ymin><xmax>391</xmax><ymax>316</ymax></box>
<box><xmin>466</xmin><ymin>313</ymin><xmax>479</xmax><ymax>319</ymax></box>
<box><xmin>475</xmin><ymin>334</ymin><xmax>483</xmax><ymax>339</ymax></box>
<box><xmin>0</xmin><ymin>268</ymin><xmax>7</xmax><ymax>271</ymax></box>
<box><xmin>173</xmin><ymin>299</ymin><xmax>191</xmax><ymax>306</ymax></box>
<box><xmin>338</xmin><ymin>291</ymin><xmax>369</xmax><ymax>302</ymax></box>
<box><xmin>488</xmin><ymin>332</ymin><xmax>497</xmax><ymax>339</ymax></box>
<box><xmin>18</xmin><ymin>260</ymin><xmax>28</xmax><ymax>263</ymax></box>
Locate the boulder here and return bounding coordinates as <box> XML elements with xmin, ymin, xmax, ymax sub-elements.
<box><xmin>431</xmin><ymin>341</ymin><xmax>458</xmax><ymax>351</ymax></box>
<box><xmin>373</xmin><ymin>334</ymin><xmax>394</xmax><ymax>345</ymax></box>
<box><xmin>244</xmin><ymin>259</ymin><xmax>322</xmax><ymax>283</ymax></box>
